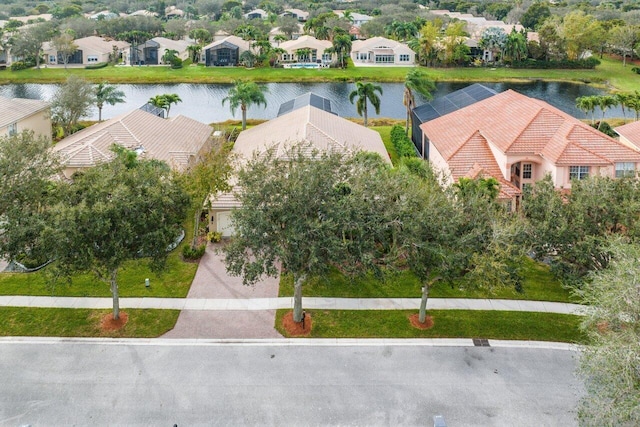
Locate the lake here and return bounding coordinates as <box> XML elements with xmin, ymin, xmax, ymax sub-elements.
<box><xmin>0</xmin><ymin>81</ymin><xmax>617</xmax><ymax>123</ymax></box>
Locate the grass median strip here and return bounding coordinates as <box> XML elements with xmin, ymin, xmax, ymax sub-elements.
<box><xmin>0</xmin><ymin>307</ymin><xmax>179</xmax><ymax>338</ymax></box>
<box><xmin>275</xmin><ymin>309</ymin><xmax>586</xmax><ymax>343</ymax></box>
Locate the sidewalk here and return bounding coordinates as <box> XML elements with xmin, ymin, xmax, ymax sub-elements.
<box><xmin>0</xmin><ymin>295</ymin><xmax>584</xmax><ymax>315</ymax></box>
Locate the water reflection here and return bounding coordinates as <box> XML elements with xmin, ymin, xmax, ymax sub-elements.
<box><xmin>0</xmin><ymin>81</ymin><xmax>615</xmax><ymax>123</ymax></box>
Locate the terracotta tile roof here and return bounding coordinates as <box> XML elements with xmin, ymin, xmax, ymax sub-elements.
<box><xmin>422</xmin><ymin>89</ymin><xmax>640</xmax><ymax>167</ymax></box>
<box><xmin>233</xmin><ymin>105</ymin><xmax>391</xmax><ymax>164</ymax></box>
<box><xmin>615</xmin><ymin>120</ymin><xmax>640</xmax><ymax>149</ymax></box>
<box><xmin>0</xmin><ymin>96</ymin><xmax>50</xmax><ymax>128</ymax></box>
<box><xmin>53</xmin><ymin>109</ymin><xmax>212</xmax><ymax>172</ymax></box>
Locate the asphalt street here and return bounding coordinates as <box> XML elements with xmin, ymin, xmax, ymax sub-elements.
<box><xmin>0</xmin><ymin>340</ymin><xmax>582</xmax><ymax>426</ymax></box>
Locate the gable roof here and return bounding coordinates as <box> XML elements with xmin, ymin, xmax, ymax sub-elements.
<box><xmin>279</xmin><ymin>35</ymin><xmax>332</xmax><ymax>52</ymax></box>
<box><xmin>53</xmin><ymin>109</ymin><xmax>212</xmax><ymax>172</ymax></box>
<box><xmin>0</xmin><ymin>96</ymin><xmax>50</xmax><ymax>128</ymax></box>
<box><xmin>422</xmin><ymin>89</ymin><xmax>640</xmax><ymax>167</ymax></box>
<box><xmin>150</xmin><ymin>37</ymin><xmax>191</xmax><ymax>52</ymax></box>
<box><xmin>352</xmin><ymin>37</ymin><xmax>413</xmax><ymax>54</ymax></box>
<box><xmin>233</xmin><ymin>105</ymin><xmax>391</xmax><ymax>164</ymax></box>
<box><xmin>615</xmin><ymin>120</ymin><xmax>640</xmax><ymax>150</ymax></box>
<box><xmin>74</xmin><ymin>36</ymin><xmax>129</xmax><ymax>53</ymax></box>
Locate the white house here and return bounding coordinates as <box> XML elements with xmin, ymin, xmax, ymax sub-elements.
<box><xmin>279</xmin><ymin>35</ymin><xmax>333</xmax><ymax>64</ymax></box>
<box><xmin>351</xmin><ymin>37</ymin><xmax>415</xmax><ymax>66</ymax></box>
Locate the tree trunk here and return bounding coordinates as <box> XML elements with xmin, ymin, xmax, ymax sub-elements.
<box><xmin>241</xmin><ymin>105</ymin><xmax>247</xmax><ymax>130</ymax></box>
<box><xmin>98</xmin><ymin>107</ymin><xmax>103</xmax><ymax>122</ymax></box>
<box><xmin>293</xmin><ymin>273</ymin><xmax>306</xmax><ymax>322</ymax></box>
<box><xmin>419</xmin><ymin>283</ymin><xmax>429</xmax><ymax>323</ymax></box>
<box><xmin>363</xmin><ymin>103</ymin><xmax>368</xmax><ymax>127</ymax></box>
<box><xmin>110</xmin><ymin>269</ymin><xmax>120</xmax><ymax>320</ymax></box>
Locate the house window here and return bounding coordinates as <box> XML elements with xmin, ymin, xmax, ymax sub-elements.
<box><xmin>87</xmin><ymin>55</ymin><xmax>99</xmax><ymax>62</ymax></box>
<box><xmin>7</xmin><ymin>122</ymin><xmax>17</xmax><ymax>136</ymax></box>
<box><xmin>569</xmin><ymin>165</ymin><xmax>590</xmax><ymax>180</ymax></box>
<box><xmin>522</xmin><ymin>163</ymin><xmax>532</xmax><ymax>179</ymax></box>
<box><xmin>322</xmin><ymin>53</ymin><xmax>332</xmax><ymax>62</ymax></box>
<box><xmin>375</xmin><ymin>54</ymin><xmax>394</xmax><ymax>63</ymax></box>
<box><xmin>615</xmin><ymin>162</ymin><xmax>635</xmax><ymax>178</ymax></box>
<box><xmin>399</xmin><ymin>54</ymin><xmax>410</xmax><ymax>62</ymax></box>
<box><xmin>49</xmin><ymin>55</ymin><xmax>56</xmax><ymax>63</ymax></box>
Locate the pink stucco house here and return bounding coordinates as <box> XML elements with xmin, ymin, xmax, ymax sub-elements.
<box><xmin>420</xmin><ymin>89</ymin><xmax>640</xmax><ymax>207</ymax></box>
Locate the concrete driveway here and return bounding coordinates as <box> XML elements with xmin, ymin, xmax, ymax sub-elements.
<box><xmin>163</xmin><ymin>244</ymin><xmax>283</xmax><ymax>339</ymax></box>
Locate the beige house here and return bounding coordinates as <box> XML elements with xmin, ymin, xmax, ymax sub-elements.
<box><xmin>44</xmin><ymin>36</ymin><xmax>129</xmax><ymax>66</ymax></box>
<box><xmin>0</xmin><ymin>96</ymin><xmax>51</xmax><ymax>140</ymax></box>
<box><xmin>209</xmin><ymin>101</ymin><xmax>391</xmax><ymax>236</ymax></box>
<box><xmin>420</xmin><ymin>90</ymin><xmax>640</xmax><ymax>207</ymax></box>
<box><xmin>350</xmin><ymin>37</ymin><xmax>415</xmax><ymax>66</ymax></box>
<box><xmin>53</xmin><ymin>109</ymin><xmax>212</xmax><ymax>179</ymax></box>
<box><xmin>615</xmin><ymin>121</ymin><xmax>640</xmax><ymax>151</ymax></box>
<box><xmin>279</xmin><ymin>35</ymin><xmax>333</xmax><ymax>64</ymax></box>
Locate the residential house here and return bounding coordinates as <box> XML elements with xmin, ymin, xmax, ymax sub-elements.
<box><xmin>125</xmin><ymin>37</ymin><xmax>191</xmax><ymax>65</ymax></box>
<box><xmin>208</xmin><ymin>96</ymin><xmax>391</xmax><ymax>236</ymax></box>
<box><xmin>335</xmin><ymin>11</ymin><xmax>373</xmax><ymax>27</ymax></box>
<box><xmin>279</xmin><ymin>35</ymin><xmax>333</xmax><ymax>64</ymax></box>
<box><xmin>269</xmin><ymin>24</ymin><xmax>304</xmax><ymax>44</ymax></box>
<box><xmin>0</xmin><ymin>96</ymin><xmax>51</xmax><ymax>140</ymax></box>
<box><xmin>615</xmin><ymin>121</ymin><xmax>640</xmax><ymax>153</ymax></box>
<box><xmin>129</xmin><ymin>10</ymin><xmax>158</xmax><ymax>17</ymax></box>
<box><xmin>244</xmin><ymin>9</ymin><xmax>268</xmax><ymax>19</ymax></box>
<box><xmin>53</xmin><ymin>109</ymin><xmax>213</xmax><ymax>179</ymax></box>
<box><xmin>350</xmin><ymin>37</ymin><xmax>415</xmax><ymax>66</ymax></box>
<box><xmin>165</xmin><ymin>6</ymin><xmax>184</xmax><ymax>19</ymax></box>
<box><xmin>202</xmin><ymin>36</ymin><xmax>251</xmax><ymax>66</ymax></box>
<box><xmin>88</xmin><ymin>10</ymin><xmax>119</xmax><ymax>20</ymax></box>
<box><xmin>44</xmin><ymin>36</ymin><xmax>129</xmax><ymax>66</ymax></box>
<box><xmin>280</xmin><ymin>9</ymin><xmax>309</xmax><ymax>22</ymax></box>
<box><xmin>420</xmin><ymin>89</ymin><xmax>640</xmax><ymax>207</ymax></box>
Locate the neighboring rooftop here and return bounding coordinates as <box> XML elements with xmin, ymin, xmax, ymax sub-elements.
<box><xmin>277</xmin><ymin>93</ymin><xmax>335</xmax><ymax>117</ymax></box>
<box><xmin>413</xmin><ymin>83</ymin><xmax>498</xmax><ymax>123</ymax></box>
<box><xmin>614</xmin><ymin>120</ymin><xmax>640</xmax><ymax>150</ymax></box>
<box><xmin>53</xmin><ymin>109</ymin><xmax>212</xmax><ymax>173</ymax></box>
<box><xmin>0</xmin><ymin>96</ymin><xmax>50</xmax><ymax>128</ymax></box>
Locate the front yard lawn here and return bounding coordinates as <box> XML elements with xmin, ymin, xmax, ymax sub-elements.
<box><xmin>0</xmin><ymin>307</ymin><xmax>179</xmax><ymax>338</ymax></box>
<box><xmin>279</xmin><ymin>257</ymin><xmax>575</xmax><ymax>303</ymax></box>
<box><xmin>275</xmin><ymin>309</ymin><xmax>586</xmax><ymax>343</ymax></box>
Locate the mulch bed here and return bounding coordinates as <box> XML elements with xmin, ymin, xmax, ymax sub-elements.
<box><xmin>409</xmin><ymin>313</ymin><xmax>434</xmax><ymax>330</ymax></box>
<box><xmin>282</xmin><ymin>311</ymin><xmax>312</xmax><ymax>336</ymax></box>
<box><xmin>100</xmin><ymin>311</ymin><xmax>129</xmax><ymax>332</ymax></box>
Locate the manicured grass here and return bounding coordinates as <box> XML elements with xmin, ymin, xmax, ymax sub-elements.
<box><xmin>0</xmin><ymin>307</ymin><xmax>179</xmax><ymax>338</ymax></box>
<box><xmin>1</xmin><ymin>57</ymin><xmax>636</xmax><ymax>92</ymax></box>
<box><xmin>275</xmin><ymin>309</ymin><xmax>586</xmax><ymax>343</ymax></box>
<box><xmin>370</xmin><ymin>125</ymin><xmax>398</xmax><ymax>165</ymax></box>
<box><xmin>279</xmin><ymin>257</ymin><xmax>575</xmax><ymax>303</ymax></box>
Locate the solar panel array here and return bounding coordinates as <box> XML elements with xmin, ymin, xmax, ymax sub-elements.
<box><xmin>277</xmin><ymin>92</ymin><xmax>335</xmax><ymax>117</ymax></box>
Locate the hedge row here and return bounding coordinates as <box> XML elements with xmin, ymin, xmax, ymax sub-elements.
<box><xmin>510</xmin><ymin>57</ymin><xmax>601</xmax><ymax>69</ymax></box>
<box><xmin>390</xmin><ymin>124</ymin><xmax>417</xmax><ymax>158</ymax></box>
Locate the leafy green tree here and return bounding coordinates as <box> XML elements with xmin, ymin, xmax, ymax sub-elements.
<box><xmin>414</xmin><ymin>20</ymin><xmax>441</xmax><ymax>66</ymax></box>
<box><xmin>504</xmin><ymin>28</ymin><xmax>528</xmax><ymax>63</ymax></box>
<box><xmin>403</xmin><ymin>69</ymin><xmax>435</xmax><ymax>134</ymax></box>
<box><xmin>520</xmin><ymin>2</ymin><xmax>550</xmax><ymax>30</ymax></box>
<box><xmin>577</xmin><ymin>239</ymin><xmax>640</xmax><ymax>426</ymax></box>
<box><xmin>479</xmin><ymin>27</ymin><xmax>507</xmax><ymax>63</ymax></box>
<box><xmin>561</xmin><ymin>11</ymin><xmax>605</xmax><ymax>61</ymax></box>
<box><xmin>239</xmin><ymin>50</ymin><xmax>257</xmax><ymax>68</ymax></box>
<box><xmin>222</xmin><ymin>80</ymin><xmax>268</xmax><ymax>130</ymax></box>
<box><xmin>10</xmin><ymin>22</ymin><xmax>53</xmax><ymax>69</ymax></box>
<box><xmin>189</xmin><ymin>28</ymin><xmax>212</xmax><ymax>45</ymax></box>
<box><xmin>349</xmin><ymin>82</ymin><xmax>383</xmax><ymax>127</ymax></box>
<box><xmin>95</xmin><ymin>82</ymin><xmax>125</xmax><ymax>122</ymax></box>
<box><xmin>52</xmin><ymin>32</ymin><xmax>78</xmax><ymax>69</ymax></box>
<box><xmin>0</xmin><ymin>131</ymin><xmax>60</xmax><ymax>265</ymax></box>
<box><xmin>44</xmin><ymin>147</ymin><xmax>189</xmax><ymax>320</ymax></box>
<box><xmin>608</xmin><ymin>25</ymin><xmax>639</xmax><ymax>67</ymax></box>
<box><xmin>224</xmin><ymin>145</ymin><xmax>392</xmax><ymax>323</ymax></box>
<box><xmin>51</xmin><ymin>75</ymin><xmax>94</xmax><ymax>137</ymax></box>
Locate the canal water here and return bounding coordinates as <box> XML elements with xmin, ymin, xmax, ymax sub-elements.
<box><xmin>0</xmin><ymin>81</ymin><xmax>617</xmax><ymax>123</ymax></box>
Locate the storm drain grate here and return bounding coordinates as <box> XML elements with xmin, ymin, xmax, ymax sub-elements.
<box><xmin>473</xmin><ymin>338</ymin><xmax>490</xmax><ymax>347</ymax></box>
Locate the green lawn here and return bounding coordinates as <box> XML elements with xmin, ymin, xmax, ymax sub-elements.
<box><xmin>0</xmin><ymin>307</ymin><xmax>179</xmax><ymax>337</ymax></box>
<box><xmin>1</xmin><ymin>56</ymin><xmax>636</xmax><ymax>92</ymax></box>
<box><xmin>370</xmin><ymin>125</ymin><xmax>399</xmax><ymax>165</ymax></box>
<box><xmin>279</xmin><ymin>257</ymin><xmax>575</xmax><ymax>303</ymax></box>
<box><xmin>275</xmin><ymin>309</ymin><xmax>586</xmax><ymax>343</ymax></box>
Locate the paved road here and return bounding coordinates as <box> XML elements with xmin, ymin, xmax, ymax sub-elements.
<box><xmin>0</xmin><ymin>339</ymin><xmax>582</xmax><ymax>426</ymax></box>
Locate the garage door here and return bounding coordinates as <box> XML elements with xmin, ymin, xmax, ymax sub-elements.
<box><xmin>217</xmin><ymin>211</ymin><xmax>235</xmax><ymax>237</ymax></box>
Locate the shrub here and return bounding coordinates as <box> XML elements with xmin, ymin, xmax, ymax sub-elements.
<box><xmin>592</xmin><ymin>121</ymin><xmax>616</xmax><ymax>137</ymax></box>
<box><xmin>631</xmin><ymin>67</ymin><xmax>640</xmax><ymax>75</ymax></box>
<box><xmin>170</xmin><ymin>57</ymin><xmax>183</xmax><ymax>69</ymax></box>
<box><xmin>183</xmin><ymin>58</ymin><xmax>192</xmax><ymax>66</ymax></box>
<box><xmin>85</xmin><ymin>62</ymin><xmax>108</xmax><ymax>69</ymax></box>
<box><xmin>390</xmin><ymin>124</ymin><xmax>417</xmax><ymax>158</ymax></box>
<box><xmin>10</xmin><ymin>61</ymin><xmax>34</xmax><ymax>71</ymax></box>
<box><xmin>511</xmin><ymin>57</ymin><xmax>600</xmax><ymax>69</ymax></box>
<box><xmin>207</xmin><ymin>231</ymin><xmax>222</xmax><ymax>243</ymax></box>
<box><xmin>182</xmin><ymin>244</ymin><xmax>206</xmax><ymax>260</ymax></box>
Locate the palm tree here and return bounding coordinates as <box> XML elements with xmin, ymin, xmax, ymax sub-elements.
<box><xmin>576</xmin><ymin>95</ymin><xmax>598</xmax><ymax>125</ymax></box>
<box><xmin>222</xmin><ymin>80</ymin><xmax>268</xmax><ymax>130</ymax></box>
<box><xmin>95</xmin><ymin>82</ymin><xmax>125</xmax><ymax>122</ymax></box>
<box><xmin>349</xmin><ymin>82</ymin><xmax>383</xmax><ymax>127</ymax></box>
<box><xmin>627</xmin><ymin>91</ymin><xmax>640</xmax><ymax>121</ymax></box>
<box><xmin>403</xmin><ymin>70</ymin><xmax>436</xmax><ymax>134</ymax></box>
<box><xmin>596</xmin><ymin>95</ymin><xmax>617</xmax><ymax>129</ymax></box>
<box><xmin>161</xmin><ymin>49</ymin><xmax>179</xmax><ymax>65</ymax></box>
<box><xmin>614</xmin><ymin>93</ymin><xmax>630</xmax><ymax>123</ymax></box>
<box><xmin>332</xmin><ymin>34</ymin><xmax>352</xmax><ymax>68</ymax></box>
<box><xmin>187</xmin><ymin>44</ymin><xmax>202</xmax><ymax>63</ymax></box>
<box><xmin>162</xmin><ymin>93</ymin><xmax>182</xmax><ymax>118</ymax></box>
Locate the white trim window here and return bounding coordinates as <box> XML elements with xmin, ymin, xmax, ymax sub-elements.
<box><xmin>569</xmin><ymin>165</ymin><xmax>590</xmax><ymax>180</ymax></box>
<box><xmin>7</xmin><ymin>122</ymin><xmax>17</xmax><ymax>136</ymax></box>
<box><xmin>399</xmin><ymin>54</ymin><xmax>410</xmax><ymax>62</ymax></box>
<box><xmin>356</xmin><ymin>52</ymin><xmax>369</xmax><ymax>61</ymax></box>
<box><xmin>87</xmin><ymin>55</ymin><xmax>99</xmax><ymax>63</ymax></box>
<box><xmin>522</xmin><ymin>163</ymin><xmax>532</xmax><ymax>179</ymax></box>
<box><xmin>615</xmin><ymin>162</ymin><xmax>635</xmax><ymax>178</ymax></box>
